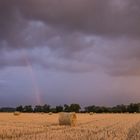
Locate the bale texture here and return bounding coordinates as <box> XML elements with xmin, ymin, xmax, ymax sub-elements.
<box><xmin>48</xmin><ymin>112</ymin><xmax>53</xmax><ymax>115</ymax></box>
<box><xmin>13</xmin><ymin>111</ymin><xmax>20</xmax><ymax>116</ymax></box>
<box><xmin>89</xmin><ymin>112</ymin><xmax>93</xmax><ymax>115</ymax></box>
<box><xmin>59</xmin><ymin>112</ymin><xmax>77</xmax><ymax>126</ymax></box>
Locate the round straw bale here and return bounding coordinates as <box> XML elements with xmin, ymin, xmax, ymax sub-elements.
<box><xmin>59</xmin><ymin>112</ymin><xmax>77</xmax><ymax>126</ymax></box>
<box><xmin>13</xmin><ymin>111</ymin><xmax>21</xmax><ymax>116</ymax></box>
<box><xmin>48</xmin><ymin>112</ymin><xmax>53</xmax><ymax>115</ymax></box>
<box><xmin>89</xmin><ymin>112</ymin><xmax>93</xmax><ymax>115</ymax></box>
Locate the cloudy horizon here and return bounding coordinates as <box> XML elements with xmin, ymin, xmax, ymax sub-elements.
<box><xmin>0</xmin><ymin>0</ymin><xmax>140</xmax><ymax>107</ymax></box>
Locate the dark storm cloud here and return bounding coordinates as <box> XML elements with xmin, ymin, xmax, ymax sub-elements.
<box><xmin>0</xmin><ymin>0</ymin><xmax>140</xmax><ymax>76</ymax></box>
<box><xmin>0</xmin><ymin>0</ymin><xmax>140</xmax><ymax>45</ymax></box>
<box><xmin>0</xmin><ymin>1</ymin><xmax>140</xmax><ymax>107</ymax></box>
<box><xmin>14</xmin><ymin>0</ymin><xmax>140</xmax><ymax>37</ymax></box>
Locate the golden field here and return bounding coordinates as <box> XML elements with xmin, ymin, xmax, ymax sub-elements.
<box><xmin>0</xmin><ymin>113</ymin><xmax>139</xmax><ymax>140</ymax></box>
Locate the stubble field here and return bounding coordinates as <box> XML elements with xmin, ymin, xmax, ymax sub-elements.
<box><xmin>0</xmin><ymin>113</ymin><xmax>139</xmax><ymax>140</ymax></box>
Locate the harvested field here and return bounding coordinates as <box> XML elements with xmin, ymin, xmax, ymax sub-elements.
<box><xmin>0</xmin><ymin>113</ymin><xmax>139</xmax><ymax>140</ymax></box>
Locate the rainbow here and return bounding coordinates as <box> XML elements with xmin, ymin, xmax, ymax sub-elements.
<box><xmin>21</xmin><ymin>50</ymin><xmax>42</xmax><ymax>105</ymax></box>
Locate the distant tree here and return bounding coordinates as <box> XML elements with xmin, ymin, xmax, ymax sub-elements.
<box><xmin>16</xmin><ymin>105</ymin><xmax>23</xmax><ymax>112</ymax></box>
<box><xmin>0</xmin><ymin>107</ymin><xmax>15</xmax><ymax>112</ymax></box>
<box><xmin>1</xmin><ymin>102</ymin><xmax>140</xmax><ymax>113</ymax></box>
<box><xmin>50</xmin><ymin>108</ymin><xmax>56</xmax><ymax>113</ymax></box>
<box><xmin>34</xmin><ymin>105</ymin><xmax>43</xmax><ymax>112</ymax></box>
<box><xmin>23</xmin><ymin>105</ymin><xmax>33</xmax><ymax>113</ymax></box>
<box><xmin>85</xmin><ymin>103</ymin><xmax>140</xmax><ymax>113</ymax></box>
<box><xmin>43</xmin><ymin>104</ymin><xmax>50</xmax><ymax>113</ymax></box>
<box><xmin>127</xmin><ymin>103</ymin><xmax>140</xmax><ymax>113</ymax></box>
<box><xmin>56</xmin><ymin>105</ymin><xmax>63</xmax><ymax>113</ymax></box>
<box><xmin>102</xmin><ymin>107</ymin><xmax>110</xmax><ymax>113</ymax></box>
<box><xmin>117</xmin><ymin>105</ymin><xmax>127</xmax><ymax>113</ymax></box>
<box><xmin>85</xmin><ymin>105</ymin><xmax>96</xmax><ymax>113</ymax></box>
<box><xmin>94</xmin><ymin>106</ymin><xmax>103</xmax><ymax>113</ymax></box>
<box><xmin>64</xmin><ymin>104</ymin><xmax>70</xmax><ymax>112</ymax></box>
<box><xmin>138</xmin><ymin>103</ymin><xmax>140</xmax><ymax>113</ymax></box>
<box><xmin>69</xmin><ymin>104</ymin><xmax>81</xmax><ymax>113</ymax></box>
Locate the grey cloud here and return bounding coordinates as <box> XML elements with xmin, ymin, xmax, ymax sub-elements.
<box><xmin>1</xmin><ymin>38</ymin><xmax>140</xmax><ymax>76</ymax></box>
<box><xmin>17</xmin><ymin>0</ymin><xmax>140</xmax><ymax>37</ymax></box>
<box><xmin>0</xmin><ymin>48</ymin><xmax>97</xmax><ymax>73</ymax></box>
<box><xmin>0</xmin><ymin>51</ymin><xmax>28</xmax><ymax>68</ymax></box>
<box><xmin>97</xmin><ymin>39</ymin><xmax>140</xmax><ymax>76</ymax></box>
<box><xmin>0</xmin><ymin>0</ymin><xmax>140</xmax><ymax>47</ymax></box>
<box><xmin>0</xmin><ymin>0</ymin><xmax>140</xmax><ymax>76</ymax></box>
<box><xmin>1</xmin><ymin>0</ymin><xmax>140</xmax><ymax>107</ymax></box>
<box><xmin>1</xmin><ymin>36</ymin><xmax>140</xmax><ymax>76</ymax></box>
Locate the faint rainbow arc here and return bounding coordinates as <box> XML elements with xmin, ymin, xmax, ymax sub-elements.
<box><xmin>21</xmin><ymin>50</ymin><xmax>42</xmax><ymax>105</ymax></box>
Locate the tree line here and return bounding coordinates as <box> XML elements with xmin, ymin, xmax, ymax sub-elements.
<box><xmin>0</xmin><ymin>103</ymin><xmax>140</xmax><ymax>113</ymax></box>
<box><xmin>15</xmin><ymin>104</ymin><xmax>81</xmax><ymax>113</ymax></box>
<box><xmin>0</xmin><ymin>104</ymin><xmax>81</xmax><ymax>113</ymax></box>
<box><xmin>85</xmin><ymin>103</ymin><xmax>140</xmax><ymax>113</ymax></box>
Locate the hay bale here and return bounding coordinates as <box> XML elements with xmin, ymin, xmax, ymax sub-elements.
<box><xmin>48</xmin><ymin>112</ymin><xmax>53</xmax><ymax>115</ymax></box>
<box><xmin>13</xmin><ymin>111</ymin><xmax>21</xmax><ymax>116</ymax></box>
<box><xmin>89</xmin><ymin>112</ymin><xmax>93</xmax><ymax>115</ymax></box>
<box><xmin>59</xmin><ymin>112</ymin><xmax>77</xmax><ymax>126</ymax></box>
<box><xmin>134</xmin><ymin>112</ymin><xmax>137</xmax><ymax>114</ymax></box>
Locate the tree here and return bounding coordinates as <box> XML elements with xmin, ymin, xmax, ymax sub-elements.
<box><xmin>43</xmin><ymin>104</ymin><xmax>50</xmax><ymax>113</ymax></box>
<box><xmin>50</xmin><ymin>108</ymin><xmax>56</xmax><ymax>113</ymax></box>
<box><xmin>0</xmin><ymin>107</ymin><xmax>15</xmax><ymax>112</ymax></box>
<box><xmin>127</xmin><ymin>103</ymin><xmax>140</xmax><ymax>113</ymax></box>
<box><xmin>138</xmin><ymin>103</ymin><xmax>140</xmax><ymax>113</ymax></box>
<box><xmin>117</xmin><ymin>105</ymin><xmax>127</xmax><ymax>113</ymax></box>
<box><xmin>23</xmin><ymin>105</ymin><xmax>33</xmax><ymax>113</ymax></box>
<box><xmin>56</xmin><ymin>105</ymin><xmax>63</xmax><ymax>113</ymax></box>
<box><xmin>85</xmin><ymin>105</ymin><xmax>96</xmax><ymax>113</ymax></box>
<box><xmin>64</xmin><ymin>104</ymin><xmax>70</xmax><ymax>112</ymax></box>
<box><xmin>69</xmin><ymin>104</ymin><xmax>81</xmax><ymax>113</ymax></box>
<box><xmin>16</xmin><ymin>105</ymin><xmax>23</xmax><ymax>112</ymax></box>
<box><xmin>34</xmin><ymin>105</ymin><xmax>43</xmax><ymax>112</ymax></box>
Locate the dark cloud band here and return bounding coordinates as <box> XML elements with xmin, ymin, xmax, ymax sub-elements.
<box><xmin>0</xmin><ymin>0</ymin><xmax>140</xmax><ymax>76</ymax></box>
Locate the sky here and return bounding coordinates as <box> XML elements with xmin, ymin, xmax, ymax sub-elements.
<box><xmin>0</xmin><ymin>0</ymin><xmax>140</xmax><ymax>107</ymax></box>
